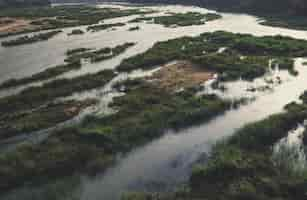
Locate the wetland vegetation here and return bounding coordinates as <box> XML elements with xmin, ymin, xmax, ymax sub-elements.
<box><xmin>0</xmin><ymin>42</ymin><xmax>134</xmax><ymax>90</ymax></box>
<box><xmin>1</xmin><ymin>1</ymin><xmax>307</xmax><ymax>196</ymax></box>
<box><xmin>0</xmin><ymin>69</ymin><xmax>115</xmax><ymax>115</ymax></box>
<box><xmin>65</xmin><ymin>42</ymin><xmax>136</xmax><ymax>63</ymax></box>
<box><xmin>128</xmin><ymin>26</ymin><xmax>140</xmax><ymax>31</ymax></box>
<box><xmin>0</xmin><ymin>78</ymin><xmax>231</xmax><ymax>194</ymax></box>
<box><xmin>122</xmin><ymin>93</ymin><xmax>307</xmax><ymax>200</ymax></box>
<box><xmin>1</xmin><ymin>30</ymin><xmax>62</xmax><ymax>47</ymax></box>
<box><xmin>67</xmin><ymin>29</ymin><xmax>85</xmax><ymax>36</ymax></box>
<box><xmin>129</xmin><ymin>12</ymin><xmax>221</xmax><ymax>27</ymax></box>
<box><xmin>0</xmin><ymin>61</ymin><xmax>82</xmax><ymax>90</ymax></box>
<box><xmin>118</xmin><ymin>31</ymin><xmax>302</xmax><ymax>80</ymax></box>
<box><xmin>1</xmin><ymin>31</ymin><xmax>306</xmax><ymax>196</ymax></box>
<box><xmin>0</xmin><ymin>6</ymin><xmax>153</xmax><ymax>37</ymax></box>
<box><xmin>87</xmin><ymin>22</ymin><xmax>126</xmax><ymax>32</ymax></box>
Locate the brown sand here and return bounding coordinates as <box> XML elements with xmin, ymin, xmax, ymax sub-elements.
<box><xmin>148</xmin><ymin>60</ymin><xmax>214</xmax><ymax>91</ymax></box>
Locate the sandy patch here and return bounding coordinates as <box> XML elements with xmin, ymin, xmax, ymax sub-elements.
<box><xmin>148</xmin><ymin>60</ymin><xmax>214</xmax><ymax>91</ymax></box>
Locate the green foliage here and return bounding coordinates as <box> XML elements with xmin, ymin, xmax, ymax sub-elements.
<box><xmin>128</xmin><ymin>26</ymin><xmax>140</xmax><ymax>31</ymax></box>
<box><xmin>87</xmin><ymin>22</ymin><xmax>125</xmax><ymax>32</ymax></box>
<box><xmin>65</xmin><ymin>42</ymin><xmax>135</xmax><ymax>63</ymax></box>
<box><xmin>0</xmin><ymin>127</ymin><xmax>114</xmax><ymax>192</ymax></box>
<box><xmin>0</xmin><ymin>6</ymin><xmax>151</xmax><ymax>37</ymax></box>
<box><xmin>0</xmin><ymin>70</ymin><xmax>115</xmax><ymax>114</ymax></box>
<box><xmin>129</xmin><ymin>12</ymin><xmax>221</xmax><ymax>27</ymax></box>
<box><xmin>79</xmin><ymin>82</ymin><xmax>230</xmax><ymax>149</ymax></box>
<box><xmin>67</xmin><ymin>29</ymin><xmax>84</xmax><ymax>36</ymax></box>
<box><xmin>118</xmin><ymin>32</ymin><xmax>301</xmax><ymax>81</ymax></box>
<box><xmin>185</xmin><ymin>91</ymin><xmax>307</xmax><ymax>200</ymax></box>
<box><xmin>0</xmin><ymin>99</ymin><xmax>95</xmax><ymax>140</ymax></box>
<box><xmin>1</xmin><ymin>30</ymin><xmax>62</xmax><ymax>47</ymax></box>
<box><xmin>0</xmin><ymin>61</ymin><xmax>82</xmax><ymax>90</ymax></box>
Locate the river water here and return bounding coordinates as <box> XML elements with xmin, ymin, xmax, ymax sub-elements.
<box><xmin>2</xmin><ymin>3</ymin><xmax>307</xmax><ymax>200</ymax></box>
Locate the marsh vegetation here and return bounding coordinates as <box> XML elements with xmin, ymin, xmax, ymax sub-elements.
<box><xmin>0</xmin><ymin>6</ymin><xmax>153</xmax><ymax>37</ymax></box>
<box><xmin>1</xmin><ymin>30</ymin><xmax>62</xmax><ymax>46</ymax></box>
<box><xmin>118</xmin><ymin>31</ymin><xmax>302</xmax><ymax>80</ymax></box>
<box><xmin>129</xmin><ymin>12</ymin><xmax>222</xmax><ymax>27</ymax></box>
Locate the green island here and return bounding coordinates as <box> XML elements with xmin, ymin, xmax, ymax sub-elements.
<box><xmin>0</xmin><ymin>69</ymin><xmax>115</xmax><ymax>141</ymax></box>
<box><xmin>66</xmin><ymin>48</ymin><xmax>93</xmax><ymax>56</ymax></box>
<box><xmin>0</xmin><ymin>99</ymin><xmax>96</xmax><ymax>141</ymax></box>
<box><xmin>122</xmin><ymin>92</ymin><xmax>307</xmax><ymax>200</ymax></box>
<box><xmin>87</xmin><ymin>22</ymin><xmax>126</xmax><ymax>32</ymax></box>
<box><xmin>0</xmin><ymin>6</ymin><xmax>153</xmax><ymax>37</ymax></box>
<box><xmin>1</xmin><ymin>30</ymin><xmax>62</xmax><ymax>47</ymax></box>
<box><xmin>128</xmin><ymin>26</ymin><xmax>140</xmax><ymax>31</ymax></box>
<box><xmin>0</xmin><ymin>42</ymin><xmax>134</xmax><ymax>90</ymax></box>
<box><xmin>67</xmin><ymin>29</ymin><xmax>85</xmax><ymax>36</ymax></box>
<box><xmin>118</xmin><ymin>31</ymin><xmax>303</xmax><ymax>80</ymax></box>
<box><xmin>129</xmin><ymin>12</ymin><xmax>222</xmax><ymax>27</ymax></box>
<box><xmin>0</xmin><ymin>78</ymin><xmax>231</xmax><ymax>193</ymax></box>
<box><xmin>259</xmin><ymin>15</ymin><xmax>307</xmax><ymax>31</ymax></box>
<box><xmin>0</xmin><ymin>31</ymin><xmax>307</xmax><ymax>197</ymax></box>
<box><xmin>0</xmin><ymin>61</ymin><xmax>81</xmax><ymax>90</ymax></box>
<box><xmin>65</xmin><ymin>42</ymin><xmax>136</xmax><ymax>63</ymax></box>
<box><xmin>0</xmin><ymin>69</ymin><xmax>115</xmax><ymax>114</ymax></box>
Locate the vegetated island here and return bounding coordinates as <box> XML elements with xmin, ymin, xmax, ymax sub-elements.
<box><xmin>0</xmin><ymin>69</ymin><xmax>115</xmax><ymax>141</ymax></box>
<box><xmin>64</xmin><ymin>42</ymin><xmax>136</xmax><ymax>63</ymax></box>
<box><xmin>0</xmin><ymin>6</ymin><xmax>153</xmax><ymax>38</ymax></box>
<box><xmin>118</xmin><ymin>31</ymin><xmax>303</xmax><ymax>80</ymax></box>
<box><xmin>87</xmin><ymin>22</ymin><xmax>126</xmax><ymax>32</ymax></box>
<box><xmin>126</xmin><ymin>0</ymin><xmax>307</xmax><ymax>30</ymax></box>
<box><xmin>67</xmin><ymin>29</ymin><xmax>85</xmax><ymax>36</ymax></box>
<box><xmin>0</xmin><ymin>42</ymin><xmax>135</xmax><ymax>90</ymax></box>
<box><xmin>129</xmin><ymin>12</ymin><xmax>222</xmax><ymax>27</ymax></box>
<box><xmin>128</xmin><ymin>26</ymin><xmax>140</xmax><ymax>31</ymax></box>
<box><xmin>0</xmin><ymin>61</ymin><xmax>81</xmax><ymax>90</ymax></box>
<box><xmin>0</xmin><ymin>31</ymin><xmax>307</xmax><ymax>196</ymax></box>
<box><xmin>1</xmin><ymin>30</ymin><xmax>62</xmax><ymax>47</ymax></box>
<box><xmin>259</xmin><ymin>15</ymin><xmax>307</xmax><ymax>31</ymax></box>
<box><xmin>122</xmin><ymin>90</ymin><xmax>307</xmax><ymax>200</ymax></box>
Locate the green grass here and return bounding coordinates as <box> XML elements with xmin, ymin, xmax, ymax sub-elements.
<box><xmin>65</xmin><ymin>42</ymin><xmax>135</xmax><ymax>63</ymax></box>
<box><xmin>0</xmin><ymin>61</ymin><xmax>82</xmax><ymax>90</ymax></box>
<box><xmin>87</xmin><ymin>22</ymin><xmax>126</xmax><ymax>32</ymax></box>
<box><xmin>118</xmin><ymin>32</ymin><xmax>302</xmax><ymax>80</ymax></box>
<box><xmin>1</xmin><ymin>30</ymin><xmax>62</xmax><ymax>47</ymax></box>
<box><xmin>129</xmin><ymin>12</ymin><xmax>221</xmax><ymax>27</ymax></box>
<box><xmin>0</xmin><ymin>79</ymin><xmax>231</xmax><ymax>194</ymax></box>
<box><xmin>0</xmin><ymin>69</ymin><xmax>115</xmax><ymax>114</ymax></box>
<box><xmin>0</xmin><ymin>6</ymin><xmax>153</xmax><ymax>37</ymax></box>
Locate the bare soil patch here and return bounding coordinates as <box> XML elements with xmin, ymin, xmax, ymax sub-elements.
<box><xmin>148</xmin><ymin>60</ymin><xmax>214</xmax><ymax>91</ymax></box>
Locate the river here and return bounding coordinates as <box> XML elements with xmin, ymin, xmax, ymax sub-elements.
<box><xmin>2</xmin><ymin>3</ymin><xmax>307</xmax><ymax>200</ymax></box>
